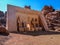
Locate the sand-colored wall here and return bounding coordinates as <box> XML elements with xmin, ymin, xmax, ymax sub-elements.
<box><xmin>6</xmin><ymin>5</ymin><xmax>17</xmax><ymax>32</ymax></box>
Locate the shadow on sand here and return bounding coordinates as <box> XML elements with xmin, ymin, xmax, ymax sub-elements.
<box><xmin>0</xmin><ymin>32</ymin><xmax>9</xmax><ymax>36</ymax></box>
<box><xmin>11</xmin><ymin>30</ymin><xmax>60</xmax><ymax>36</ymax></box>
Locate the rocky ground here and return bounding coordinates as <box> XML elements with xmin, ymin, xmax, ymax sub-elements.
<box><xmin>0</xmin><ymin>35</ymin><xmax>11</xmax><ymax>45</ymax></box>
<box><xmin>0</xmin><ymin>31</ymin><xmax>60</xmax><ymax>45</ymax></box>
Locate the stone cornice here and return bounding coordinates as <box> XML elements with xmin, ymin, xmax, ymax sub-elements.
<box><xmin>7</xmin><ymin>4</ymin><xmax>41</xmax><ymax>15</ymax></box>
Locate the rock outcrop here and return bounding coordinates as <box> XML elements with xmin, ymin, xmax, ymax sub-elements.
<box><xmin>45</xmin><ymin>11</ymin><xmax>60</xmax><ymax>31</ymax></box>
<box><xmin>0</xmin><ymin>25</ymin><xmax>9</xmax><ymax>35</ymax></box>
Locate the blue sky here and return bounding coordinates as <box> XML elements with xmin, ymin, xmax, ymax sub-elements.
<box><xmin>0</xmin><ymin>0</ymin><xmax>60</xmax><ymax>12</ymax></box>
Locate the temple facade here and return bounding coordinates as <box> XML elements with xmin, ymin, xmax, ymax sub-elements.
<box><xmin>6</xmin><ymin>4</ymin><xmax>49</xmax><ymax>32</ymax></box>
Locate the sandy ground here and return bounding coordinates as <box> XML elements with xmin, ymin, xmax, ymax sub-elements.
<box><xmin>1</xmin><ymin>31</ymin><xmax>60</xmax><ymax>45</ymax></box>
<box><xmin>0</xmin><ymin>35</ymin><xmax>11</xmax><ymax>45</ymax></box>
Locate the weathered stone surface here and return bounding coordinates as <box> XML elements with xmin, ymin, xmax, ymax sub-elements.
<box><xmin>0</xmin><ymin>25</ymin><xmax>9</xmax><ymax>35</ymax></box>
<box><xmin>42</xmin><ymin>5</ymin><xmax>55</xmax><ymax>15</ymax></box>
<box><xmin>45</xmin><ymin>11</ymin><xmax>60</xmax><ymax>30</ymax></box>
